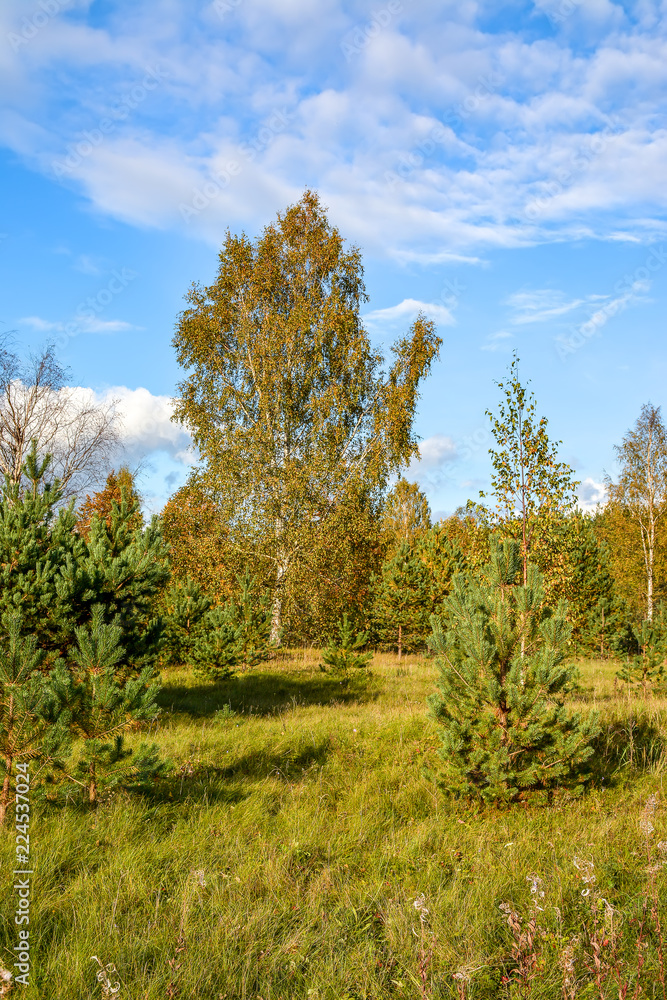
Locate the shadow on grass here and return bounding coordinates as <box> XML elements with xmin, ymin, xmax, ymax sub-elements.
<box><xmin>589</xmin><ymin>714</ymin><xmax>667</xmax><ymax>783</ymax></box>
<box><xmin>205</xmin><ymin>736</ymin><xmax>332</xmax><ymax>781</ymax></box>
<box><xmin>148</xmin><ymin>737</ymin><xmax>332</xmax><ymax>805</ymax></box>
<box><xmin>157</xmin><ymin>669</ymin><xmax>379</xmax><ymax>718</ymax></box>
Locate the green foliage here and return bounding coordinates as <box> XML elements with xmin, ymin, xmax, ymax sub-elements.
<box><xmin>616</xmin><ymin>613</ymin><xmax>667</xmax><ymax>693</ymax></box>
<box><xmin>556</xmin><ymin>512</ymin><xmax>632</xmax><ymax>654</ymax></box>
<box><xmin>44</xmin><ymin>606</ymin><xmax>168</xmax><ymax>806</ymax></box>
<box><xmin>162</xmin><ymin>570</ymin><xmax>272</xmax><ymax>675</ymax></box>
<box><xmin>227</xmin><ymin>567</ymin><xmax>273</xmax><ymax>668</ymax></box>
<box><xmin>0</xmin><ymin>612</ymin><xmax>69</xmax><ymax>825</ymax></box>
<box><xmin>77</xmin><ymin>491</ymin><xmax>170</xmax><ymax>675</ymax></box>
<box><xmin>161</xmin><ymin>576</ymin><xmax>212</xmax><ymax>667</ymax></box>
<box><xmin>415</xmin><ymin>522</ymin><xmax>467</xmax><ymax>616</ymax></box>
<box><xmin>76</xmin><ymin>466</ymin><xmax>144</xmax><ymax>539</ymax></box>
<box><xmin>320</xmin><ymin>614</ymin><xmax>372</xmax><ymax>677</ymax></box>
<box><xmin>0</xmin><ymin>446</ymin><xmax>170</xmax><ymax>673</ymax></box>
<box><xmin>372</xmin><ymin>540</ymin><xmax>431</xmax><ymax>654</ymax></box>
<box><xmin>191</xmin><ymin>605</ymin><xmax>243</xmax><ymax>681</ymax></box>
<box><xmin>0</xmin><ymin>449</ymin><xmax>85</xmax><ymax>659</ymax></box>
<box><xmin>477</xmin><ymin>354</ymin><xmax>578</xmax><ymax>583</ymax></box>
<box><xmin>171</xmin><ymin>190</ymin><xmax>441</xmax><ymax>644</ymax></box>
<box><xmin>428</xmin><ymin>538</ymin><xmax>600</xmax><ymax>804</ymax></box>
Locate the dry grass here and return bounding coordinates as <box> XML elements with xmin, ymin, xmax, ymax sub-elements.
<box><xmin>1</xmin><ymin>652</ymin><xmax>666</xmax><ymax>998</ymax></box>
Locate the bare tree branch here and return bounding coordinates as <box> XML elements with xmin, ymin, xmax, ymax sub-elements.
<box><xmin>0</xmin><ymin>336</ymin><xmax>120</xmax><ymax>500</ymax></box>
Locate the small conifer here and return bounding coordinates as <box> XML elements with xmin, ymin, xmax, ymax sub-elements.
<box><xmin>44</xmin><ymin>606</ymin><xmax>169</xmax><ymax>807</ymax></box>
<box><xmin>616</xmin><ymin>614</ymin><xmax>667</xmax><ymax>695</ymax></box>
<box><xmin>191</xmin><ymin>606</ymin><xmax>243</xmax><ymax>681</ymax></box>
<box><xmin>0</xmin><ymin>613</ymin><xmax>68</xmax><ymax>825</ymax></box>
<box><xmin>320</xmin><ymin>614</ymin><xmax>372</xmax><ymax>678</ymax></box>
<box><xmin>428</xmin><ymin>538</ymin><xmax>600</xmax><ymax>804</ymax></box>
<box><xmin>372</xmin><ymin>541</ymin><xmax>431</xmax><ymax>657</ymax></box>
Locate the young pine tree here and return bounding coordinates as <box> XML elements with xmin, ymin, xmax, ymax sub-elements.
<box><xmin>320</xmin><ymin>614</ymin><xmax>372</xmax><ymax>679</ymax></box>
<box><xmin>160</xmin><ymin>576</ymin><xmax>212</xmax><ymax>667</ymax></box>
<box><xmin>0</xmin><ymin>613</ymin><xmax>68</xmax><ymax>825</ymax></box>
<box><xmin>373</xmin><ymin>541</ymin><xmax>431</xmax><ymax>657</ymax></box>
<box><xmin>191</xmin><ymin>606</ymin><xmax>244</xmax><ymax>682</ymax></box>
<box><xmin>227</xmin><ymin>567</ymin><xmax>273</xmax><ymax>668</ymax></box>
<box><xmin>76</xmin><ymin>466</ymin><xmax>143</xmax><ymax>540</ymax></box>
<box><xmin>428</xmin><ymin>539</ymin><xmax>599</xmax><ymax>804</ymax></box>
<box><xmin>415</xmin><ymin>523</ymin><xmax>467</xmax><ymax>617</ymax></box>
<box><xmin>559</xmin><ymin>512</ymin><xmax>625</xmax><ymax>654</ymax></box>
<box><xmin>45</xmin><ymin>606</ymin><xmax>168</xmax><ymax>807</ymax></box>
<box><xmin>616</xmin><ymin>614</ymin><xmax>667</xmax><ymax>696</ymax></box>
<box><xmin>75</xmin><ymin>490</ymin><xmax>170</xmax><ymax>676</ymax></box>
<box><xmin>0</xmin><ymin>445</ymin><xmax>170</xmax><ymax>670</ymax></box>
<box><xmin>0</xmin><ymin>445</ymin><xmax>86</xmax><ymax>659</ymax></box>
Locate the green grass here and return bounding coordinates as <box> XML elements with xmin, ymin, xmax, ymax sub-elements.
<box><xmin>2</xmin><ymin>652</ymin><xmax>667</xmax><ymax>999</ymax></box>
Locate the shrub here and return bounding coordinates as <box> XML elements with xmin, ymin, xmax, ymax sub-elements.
<box><xmin>320</xmin><ymin>614</ymin><xmax>372</xmax><ymax>679</ymax></box>
<box><xmin>428</xmin><ymin>538</ymin><xmax>600</xmax><ymax>804</ymax></box>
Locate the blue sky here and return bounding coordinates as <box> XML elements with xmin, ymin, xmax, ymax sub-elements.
<box><xmin>1</xmin><ymin>0</ymin><xmax>666</xmax><ymax>515</ymax></box>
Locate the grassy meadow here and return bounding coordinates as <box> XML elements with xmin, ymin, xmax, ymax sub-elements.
<box><xmin>2</xmin><ymin>651</ymin><xmax>667</xmax><ymax>999</ymax></box>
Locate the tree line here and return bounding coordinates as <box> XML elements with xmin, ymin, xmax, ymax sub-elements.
<box><xmin>2</xmin><ymin>189</ymin><xmax>666</xmax><ymax>812</ymax></box>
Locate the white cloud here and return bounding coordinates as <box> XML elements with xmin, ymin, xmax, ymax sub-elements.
<box><xmin>506</xmin><ymin>289</ymin><xmax>584</xmax><ymax>324</ymax></box>
<box><xmin>578</xmin><ymin>476</ymin><xmax>606</xmax><ymax>511</ymax></box>
<box><xmin>109</xmin><ymin>386</ymin><xmax>195</xmax><ymax>466</ymax></box>
<box><xmin>69</xmin><ymin>385</ymin><xmax>195</xmax><ymax>467</ymax></box>
<box><xmin>20</xmin><ymin>314</ymin><xmax>135</xmax><ymax>334</ymax></box>
<box><xmin>406</xmin><ymin>434</ymin><xmax>458</xmax><ymax>489</ymax></box>
<box><xmin>4</xmin><ymin>0</ymin><xmax>667</xmax><ymax>256</ymax></box>
<box><xmin>417</xmin><ymin>434</ymin><xmax>458</xmax><ymax>466</ymax></box>
<box><xmin>364</xmin><ymin>298</ymin><xmax>455</xmax><ymax>327</ymax></box>
<box><xmin>481</xmin><ymin>330</ymin><xmax>513</xmax><ymax>352</ymax></box>
<box><xmin>51</xmin><ymin>385</ymin><xmax>196</xmax><ymax>511</ymax></box>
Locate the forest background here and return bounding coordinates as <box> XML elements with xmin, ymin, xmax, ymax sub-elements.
<box><xmin>2</xmin><ymin>191</ymin><xmax>667</xmax><ymax>998</ymax></box>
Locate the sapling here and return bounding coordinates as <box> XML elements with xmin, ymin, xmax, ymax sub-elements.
<box><xmin>191</xmin><ymin>605</ymin><xmax>243</xmax><ymax>681</ymax></box>
<box><xmin>228</xmin><ymin>567</ymin><xmax>273</xmax><ymax>668</ymax></box>
<box><xmin>616</xmin><ymin>616</ymin><xmax>667</xmax><ymax>696</ymax></box>
<box><xmin>428</xmin><ymin>538</ymin><xmax>599</xmax><ymax>804</ymax></box>
<box><xmin>0</xmin><ymin>613</ymin><xmax>68</xmax><ymax>825</ymax></box>
<box><xmin>45</xmin><ymin>605</ymin><xmax>168</xmax><ymax>806</ymax></box>
<box><xmin>320</xmin><ymin>614</ymin><xmax>372</xmax><ymax>679</ymax></box>
<box><xmin>372</xmin><ymin>541</ymin><xmax>431</xmax><ymax>657</ymax></box>
<box><xmin>161</xmin><ymin>576</ymin><xmax>212</xmax><ymax>667</ymax></box>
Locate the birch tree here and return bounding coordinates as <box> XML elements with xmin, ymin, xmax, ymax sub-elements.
<box><xmin>171</xmin><ymin>191</ymin><xmax>441</xmax><ymax>644</ymax></box>
<box><xmin>0</xmin><ymin>337</ymin><xmax>119</xmax><ymax>500</ymax></box>
<box><xmin>478</xmin><ymin>354</ymin><xmax>578</xmax><ymax>586</ymax></box>
<box><xmin>606</xmin><ymin>403</ymin><xmax>667</xmax><ymax>621</ymax></box>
